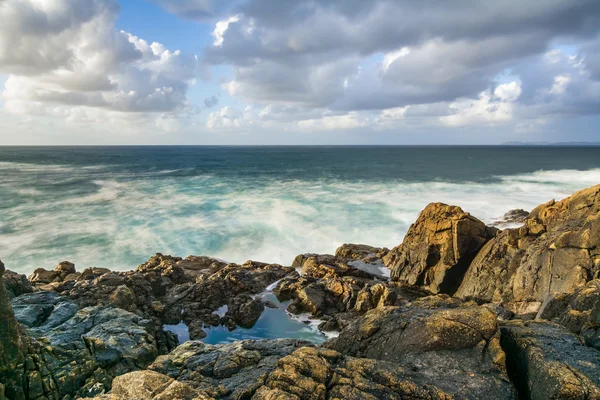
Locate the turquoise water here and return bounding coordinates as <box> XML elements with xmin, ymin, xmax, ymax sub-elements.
<box><xmin>164</xmin><ymin>292</ymin><xmax>331</xmax><ymax>345</ymax></box>
<box><xmin>1</xmin><ymin>146</ymin><xmax>600</xmax><ymax>274</ymax></box>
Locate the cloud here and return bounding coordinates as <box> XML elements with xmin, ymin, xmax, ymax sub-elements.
<box><xmin>203</xmin><ymin>94</ymin><xmax>220</xmax><ymax>108</ymax></box>
<box><xmin>0</xmin><ymin>0</ymin><xmax>204</xmax><ymax>125</ymax></box>
<box><xmin>148</xmin><ymin>0</ymin><xmax>231</xmax><ymax>21</ymax></box>
<box><xmin>441</xmin><ymin>82</ymin><xmax>522</xmax><ymax>127</ymax></box>
<box><xmin>202</xmin><ymin>0</ymin><xmax>600</xmax><ymax>121</ymax></box>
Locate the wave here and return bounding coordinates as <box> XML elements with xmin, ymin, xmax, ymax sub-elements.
<box><xmin>1</xmin><ymin>167</ymin><xmax>599</xmax><ymax>274</ymax></box>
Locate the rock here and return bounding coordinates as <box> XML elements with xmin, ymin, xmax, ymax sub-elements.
<box><xmin>28</xmin><ymin>261</ymin><xmax>77</xmax><ymax>286</ymax></box>
<box><xmin>292</xmin><ymin>253</ymin><xmax>337</xmax><ymax>269</ymax></box>
<box><xmin>11</xmin><ymin>291</ymin><xmax>64</xmax><ymax>327</ymax></box>
<box><xmin>110</xmin><ymin>370</ymin><xmax>207</xmax><ymax>400</ymax></box>
<box><xmin>302</xmin><ymin>257</ymin><xmax>379</xmax><ymax>280</ymax></box>
<box><xmin>491</xmin><ymin>209</ymin><xmax>530</xmax><ymax>227</ymax></box>
<box><xmin>226</xmin><ymin>295</ymin><xmax>265</xmax><ymax>329</ymax></box>
<box><xmin>0</xmin><ymin>260</ymin><xmax>27</xmax><ymax>400</ymax></box>
<box><xmin>457</xmin><ymin>184</ymin><xmax>600</xmax><ymax>316</ymax></box>
<box><xmin>9</xmin><ymin>290</ymin><xmax>159</xmax><ymax>398</ymax></box>
<box><xmin>255</xmin><ymin>346</ymin><xmax>514</xmax><ymax>400</ymax></box>
<box><xmin>384</xmin><ymin>203</ymin><xmax>496</xmax><ymax>295</ymax></box>
<box><xmin>109</xmin><ymin>285</ymin><xmax>137</xmax><ymax>312</ymax></box>
<box><xmin>188</xmin><ymin>321</ymin><xmax>207</xmax><ymax>340</ymax></box>
<box><xmin>147</xmin><ymin>339</ymin><xmax>310</xmax><ymax>399</ymax></box>
<box><xmin>536</xmin><ymin>279</ymin><xmax>600</xmax><ymax>349</ymax></box>
<box><xmin>334</xmin><ymin>243</ymin><xmax>389</xmax><ymax>261</ymax></box>
<box><xmin>2</xmin><ymin>270</ymin><xmax>33</xmax><ymax>299</ymax></box>
<box><xmin>326</xmin><ymin>299</ymin><xmax>514</xmax><ymax>398</ymax></box>
<box><xmin>483</xmin><ymin>303</ymin><xmax>515</xmax><ymax>321</ymax></box>
<box><xmin>501</xmin><ymin>320</ymin><xmax>600</xmax><ymax>399</ymax></box>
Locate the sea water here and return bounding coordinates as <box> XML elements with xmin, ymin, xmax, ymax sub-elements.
<box><xmin>3</xmin><ymin>145</ymin><xmax>600</xmax><ymax>344</ymax></box>
<box><xmin>1</xmin><ymin>146</ymin><xmax>600</xmax><ymax>275</ymax></box>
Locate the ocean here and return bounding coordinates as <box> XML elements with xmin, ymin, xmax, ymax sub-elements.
<box><xmin>1</xmin><ymin>146</ymin><xmax>600</xmax><ymax>276</ymax></box>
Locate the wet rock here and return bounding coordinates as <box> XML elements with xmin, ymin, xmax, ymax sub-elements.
<box><xmin>9</xmin><ymin>290</ymin><xmax>158</xmax><ymax>398</ymax></box>
<box><xmin>188</xmin><ymin>321</ymin><xmax>207</xmax><ymax>340</ymax></box>
<box><xmin>457</xmin><ymin>184</ymin><xmax>600</xmax><ymax>316</ymax></box>
<box><xmin>384</xmin><ymin>202</ymin><xmax>497</xmax><ymax>295</ymax></box>
<box><xmin>226</xmin><ymin>295</ymin><xmax>265</xmax><ymax>329</ymax></box>
<box><xmin>501</xmin><ymin>320</ymin><xmax>600</xmax><ymax>399</ymax></box>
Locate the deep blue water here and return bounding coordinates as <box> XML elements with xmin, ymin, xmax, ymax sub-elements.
<box><xmin>1</xmin><ymin>146</ymin><xmax>599</xmax><ymax>275</ymax></box>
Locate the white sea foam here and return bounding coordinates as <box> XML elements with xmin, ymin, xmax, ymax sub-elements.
<box><xmin>1</xmin><ymin>166</ymin><xmax>599</xmax><ymax>274</ymax></box>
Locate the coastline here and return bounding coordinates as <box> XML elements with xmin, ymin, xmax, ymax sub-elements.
<box><xmin>2</xmin><ymin>183</ymin><xmax>600</xmax><ymax>399</ymax></box>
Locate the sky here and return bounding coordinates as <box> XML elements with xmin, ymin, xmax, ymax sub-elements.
<box><xmin>0</xmin><ymin>0</ymin><xmax>599</xmax><ymax>145</ymax></box>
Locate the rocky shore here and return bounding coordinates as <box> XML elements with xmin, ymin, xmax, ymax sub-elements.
<box><xmin>1</xmin><ymin>184</ymin><xmax>600</xmax><ymax>399</ymax></box>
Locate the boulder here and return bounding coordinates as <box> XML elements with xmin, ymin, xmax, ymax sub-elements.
<box><xmin>491</xmin><ymin>209</ymin><xmax>530</xmax><ymax>227</ymax></box>
<box><xmin>224</xmin><ymin>295</ymin><xmax>265</xmax><ymax>329</ymax></box>
<box><xmin>255</xmin><ymin>346</ymin><xmax>514</xmax><ymax>400</ymax></box>
<box><xmin>334</xmin><ymin>243</ymin><xmax>389</xmax><ymax>261</ymax></box>
<box><xmin>457</xmin><ymin>184</ymin><xmax>600</xmax><ymax>316</ymax></box>
<box><xmin>326</xmin><ymin>298</ymin><xmax>514</xmax><ymax>398</ymax></box>
<box><xmin>384</xmin><ymin>203</ymin><xmax>496</xmax><ymax>295</ymax></box>
<box><xmin>2</xmin><ymin>270</ymin><xmax>33</xmax><ymax>299</ymax></box>
<box><xmin>501</xmin><ymin>320</ymin><xmax>600</xmax><ymax>399</ymax></box>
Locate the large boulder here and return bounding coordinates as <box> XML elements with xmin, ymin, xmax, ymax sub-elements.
<box><xmin>326</xmin><ymin>297</ymin><xmax>514</xmax><ymax>398</ymax></box>
<box><xmin>384</xmin><ymin>203</ymin><xmax>496</xmax><ymax>295</ymax></box>
<box><xmin>501</xmin><ymin>320</ymin><xmax>600</xmax><ymax>400</ymax></box>
<box><xmin>457</xmin><ymin>184</ymin><xmax>600</xmax><ymax>316</ymax></box>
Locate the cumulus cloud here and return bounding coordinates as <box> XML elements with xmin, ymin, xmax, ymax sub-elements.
<box><xmin>201</xmin><ymin>0</ymin><xmax>600</xmax><ymax>129</ymax></box>
<box><xmin>441</xmin><ymin>82</ymin><xmax>522</xmax><ymax>127</ymax></box>
<box><xmin>0</xmin><ymin>0</ymin><xmax>204</xmax><ymax>126</ymax></box>
<box><xmin>2</xmin><ymin>0</ymin><xmax>600</xmax><ymax>141</ymax></box>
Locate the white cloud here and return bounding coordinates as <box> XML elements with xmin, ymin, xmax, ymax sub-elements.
<box><xmin>550</xmin><ymin>74</ymin><xmax>571</xmax><ymax>94</ymax></box>
<box><xmin>212</xmin><ymin>15</ymin><xmax>241</xmax><ymax>47</ymax></box>
<box><xmin>441</xmin><ymin>81</ymin><xmax>522</xmax><ymax>127</ymax></box>
<box><xmin>0</xmin><ymin>0</ymin><xmax>204</xmax><ymax>133</ymax></box>
<box><xmin>297</xmin><ymin>112</ymin><xmax>368</xmax><ymax>131</ymax></box>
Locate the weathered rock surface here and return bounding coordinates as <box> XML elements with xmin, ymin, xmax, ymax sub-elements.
<box><xmin>326</xmin><ymin>296</ymin><xmax>514</xmax><ymax>398</ymax></box>
<box><xmin>501</xmin><ymin>320</ymin><xmax>600</xmax><ymax>400</ymax></box>
<box><xmin>93</xmin><ymin>339</ymin><xmax>310</xmax><ymax>400</ymax></box>
<box><xmin>536</xmin><ymin>279</ymin><xmax>600</xmax><ymax>349</ymax></box>
<box><xmin>457</xmin><ymin>184</ymin><xmax>600</xmax><ymax>316</ymax></box>
<box><xmin>3</xmin><ymin>270</ymin><xmax>33</xmax><ymax>299</ymax></box>
<box><xmin>255</xmin><ymin>346</ymin><xmax>510</xmax><ymax>400</ymax></box>
<box><xmin>384</xmin><ymin>203</ymin><xmax>497</xmax><ymax>295</ymax></box>
<box><xmin>9</xmin><ymin>290</ymin><xmax>159</xmax><ymax>399</ymax></box>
